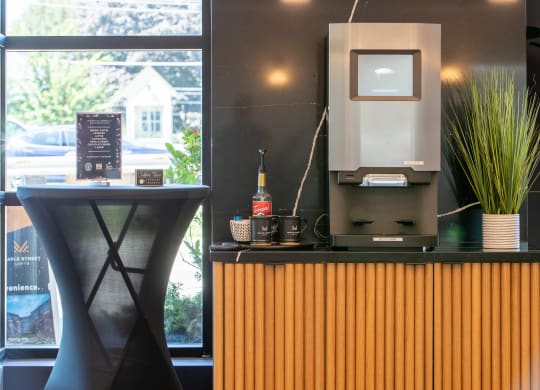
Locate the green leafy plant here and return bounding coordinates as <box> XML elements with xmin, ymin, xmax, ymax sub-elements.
<box><xmin>164</xmin><ymin>127</ymin><xmax>202</xmax><ymax>185</ymax></box>
<box><xmin>165</xmin><ymin>127</ymin><xmax>202</xmax><ymax>279</ymax></box>
<box><xmin>448</xmin><ymin>69</ymin><xmax>540</xmax><ymax>214</ymax></box>
<box><xmin>164</xmin><ymin>127</ymin><xmax>203</xmax><ymax>343</ymax></box>
<box><xmin>164</xmin><ymin>282</ymin><xmax>202</xmax><ymax>344</ymax></box>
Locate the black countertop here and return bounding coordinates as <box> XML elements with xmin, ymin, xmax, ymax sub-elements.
<box><xmin>210</xmin><ymin>242</ymin><xmax>540</xmax><ymax>263</ymax></box>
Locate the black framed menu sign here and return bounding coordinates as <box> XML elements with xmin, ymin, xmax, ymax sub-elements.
<box><xmin>76</xmin><ymin>112</ymin><xmax>122</xmax><ymax>180</ymax></box>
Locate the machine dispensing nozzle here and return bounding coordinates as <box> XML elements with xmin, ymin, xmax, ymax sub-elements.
<box><xmin>360</xmin><ymin>173</ymin><xmax>408</xmax><ymax>187</ymax></box>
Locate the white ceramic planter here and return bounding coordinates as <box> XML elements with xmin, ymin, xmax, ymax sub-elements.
<box><xmin>482</xmin><ymin>213</ymin><xmax>520</xmax><ymax>250</ymax></box>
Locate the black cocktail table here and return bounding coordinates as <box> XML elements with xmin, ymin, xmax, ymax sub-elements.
<box><xmin>16</xmin><ymin>185</ymin><xmax>209</xmax><ymax>390</ymax></box>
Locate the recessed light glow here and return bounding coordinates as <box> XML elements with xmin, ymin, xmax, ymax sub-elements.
<box><xmin>441</xmin><ymin>66</ymin><xmax>463</xmax><ymax>84</ymax></box>
<box><xmin>266</xmin><ymin>69</ymin><xmax>290</xmax><ymax>87</ymax></box>
<box><xmin>487</xmin><ymin>0</ymin><xmax>518</xmax><ymax>4</ymax></box>
<box><xmin>281</xmin><ymin>0</ymin><xmax>310</xmax><ymax>4</ymax></box>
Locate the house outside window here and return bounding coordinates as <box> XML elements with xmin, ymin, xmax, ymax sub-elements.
<box><xmin>122</xmin><ymin>66</ymin><xmax>176</xmax><ymax>140</ymax></box>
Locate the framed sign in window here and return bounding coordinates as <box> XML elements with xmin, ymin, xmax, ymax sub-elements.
<box><xmin>76</xmin><ymin>113</ymin><xmax>122</xmax><ymax>180</ymax></box>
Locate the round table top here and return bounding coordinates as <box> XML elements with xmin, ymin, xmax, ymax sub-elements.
<box><xmin>15</xmin><ymin>184</ymin><xmax>210</xmax><ymax>201</ymax></box>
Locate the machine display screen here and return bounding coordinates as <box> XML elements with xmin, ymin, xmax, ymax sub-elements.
<box><xmin>350</xmin><ymin>50</ymin><xmax>421</xmax><ymax>101</ymax></box>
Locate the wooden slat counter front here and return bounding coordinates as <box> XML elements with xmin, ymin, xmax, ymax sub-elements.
<box><xmin>211</xmin><ymin>248</ymin><xmax>540</xmax><ymax>390</ymax></box>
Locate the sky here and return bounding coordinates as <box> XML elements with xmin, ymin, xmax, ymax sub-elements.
<box><xmin>7</xmin><ymin>0</ymin><xmax>30</xmax><ymax>30</ymax></box>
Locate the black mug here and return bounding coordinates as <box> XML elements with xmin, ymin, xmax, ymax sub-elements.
<box><xmin>270</xmin><ymin>215</ymin><xmax>280</xmax><ymax>244</ymax></box>
<box><xmin>250</xmin><ymin>215</ymin><xmax>272</xmax><ymax>245</ymax></box>
<box><xmin>279</xmin><ymin>215</ymin><xmax>307</xmax><ymax>245</ymax></box>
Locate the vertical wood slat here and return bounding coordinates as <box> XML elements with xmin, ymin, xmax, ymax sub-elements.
<box><xmin>385</xmin><ymin>264</ymin><xmax>395</xmax><ymax>390</ymax></box>
<box><xmin>471</xmin><ymin>263</ymin><xmax>482</xmax><ymax>390</ymax></box>
<box><xmin>264</xmin><ymin>265</ymin><xmax>275</xmax><ymax>390</ymax></box>
<box><xmin>415</xmin><ymin>265</ymin><xmax>425</xmax><ymax>390</ymax></box>
<box><xmin>434</xmin><ymin>262</ymin><xmax>540</xmax><ymax>390</ymax></box>
<box><xmin>491</xmin><ymin>263</ymin><xmax>501</xmax><ymax>390</ymax></box>
<box><xmin>433</xmin><ymin>263</ymin><xmax>442</xmax><ymax>390</ymax></box>
<box><xmin>234</xmin><ymin>264</ymin><xmax>245</xmax><ymax>390</ymax></box>
<box><xmin>244</xmin><ymin>264</ymin><xmax>255</xmax><ymax>390</ymax></box>
<box><xmin>314</xmin><ymin>264</ymin><xmax>326</xmax><ymax>390</ymax></box>
<box><xmin>481</xmin><ymin>263</ymin><xmax>491</xmax><ymax>390</ymax></box>
<box><xmin>304</xmin><ymin>264</ymin><xmax>315</xmax><ymax>390</ymax></box>
<box><xmin>326</xmin><ymin>263</ymin><xmax>337</xmax><ymax>390</ymax></box>
<box><xmin>461</xmin><ymin>263</ymin><xmax>472</xmax><ymax>390</ymax></box>
<box><xmin>531</xmin><ymin>263</ymin><xmax>540</xmax><ymax>390</ymax></box>
<box><xmin>451</xmin><ymin>265</ymin><xmax>461</xmax><ymax>390</ymax></box>
<box><xmin>441</xmin><ymin>264</ymin><xmax>452</xmax><ymax>390</ymax></box>
<box><xmin>511</xmin><ymin>263</ymin><xmax>521</xmax><ymax>390</ymax></box>
<box><xmin>424</xmin><ymin>264</ymin><xmax>434</xmax><ymax>390</ymax></box>
<box><xmin>295</xmin><ymin>264</ymin><xmax>305</xmax><ymax>390</ymax></box>
<box><xmin>375</xmin><ymin>263</ymin><xmax>386</xmax><ymax>390</ymax></box>
<box><xmin>501</xmin><ymin>263</ymin><xmax>511</xmax><ymax>390</ymax></box>
<box><xmin>346</xmin><ymin>263</ymin><xmax>356</xmax><ymax>390</ymax></box>
<box><xmin>254</xmin><ymin>264</ymin><xmax>265</xmax><ymax>390</ymax></box>
<box><xmin>284</xmin><ymin>264</ymin><xmax>294</xmax><ymax>390</ymax></box>
<box><xmin>275</xmin><ymin>265</ymin><xmax>286</xmax><ymax>390</ymax></box>
<box><xmin>356</xmin><ymin>264</ymin><xmax>367</xmax><ymax>390</ymax></box>
<box><xmin>213</xmin><ymin>262</ymin><xmax>224</xmax><ymax>390</ymax></box>
<box><xmin>395</xmin><ymin>263</ymin><xmax>406</xmax><ymax>390</ymax></box>
<box><xmin>405</xmin><ymin>265</ymin><xmax>415</xmax><ymax>390</ymax></box>
<box><xmin>336</xmin><ymin>264</ymin><xmax>347</xmax><ymax>390</ymax></box>
<box><xmin>365</xmin><ymin>263</ymin><xmax>376</xmax><ymax>390</ymax></box>
<box><xmin>215</xmin><ymin>262</ymin><xmax>433</xmax><ymax>390</ymax></box>
<box><xmin>521</xmin><ymin>263</ymin><xmax>531</xmax><ymax>390</ymax></box>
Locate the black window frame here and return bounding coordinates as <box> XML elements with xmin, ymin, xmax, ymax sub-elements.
<box><xmin>0</xmin><ymin>0</ymin><xmax>212</xmax><ymax>360</ymax></box>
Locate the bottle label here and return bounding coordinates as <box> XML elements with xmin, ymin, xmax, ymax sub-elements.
<box><xmin>252</xmin><ymin>201</ymin><xmax>272</xmax><ymax>216</ymax></box>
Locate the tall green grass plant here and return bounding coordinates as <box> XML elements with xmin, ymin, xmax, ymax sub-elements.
<box><xmin>448</xmin><ymin>69</ymin><xmax>540</xmax><ymax>214</ymax></box>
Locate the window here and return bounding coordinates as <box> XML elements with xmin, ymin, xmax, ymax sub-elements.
<box><xmin>139</xmin><ymin>108</ymin><xmax>162</xmax><ymax>137</ymax></box>
<box><xmin>1</xmin><ymin>0</ymin><xmax>210</xmax><ymax>358</ymax></box>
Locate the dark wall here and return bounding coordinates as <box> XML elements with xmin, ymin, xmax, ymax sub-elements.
<box><xmin>527</xmin><ymin>0</ymin><xmax>540</xmax><ymax>247</ymax></box>
<box><xmin>211</xmin><ymin>0</ymin><xmax>527</xmax><ymax>245</ymax></box>
<box><xmin>528</xmin><ymin>0</ymin><xmax>540</xmax><ymax>102</ymax></box>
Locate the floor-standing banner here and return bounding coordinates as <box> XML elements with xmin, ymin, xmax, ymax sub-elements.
<box><xmin>6</xmin><ymin>208</ymin><xmax>59</xmax><ymax>345</ymax></box>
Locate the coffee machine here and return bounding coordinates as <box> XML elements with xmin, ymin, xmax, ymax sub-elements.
<box><xmin>328</xmin><ymin>23</ymin><xmax>441</xmax><ymax>248</ymax></box>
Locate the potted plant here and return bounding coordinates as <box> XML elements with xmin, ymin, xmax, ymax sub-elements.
<box><xmin>448</xmin><ymin>68</ymin><xmax>540</xmax><ymax>249</ymax></box>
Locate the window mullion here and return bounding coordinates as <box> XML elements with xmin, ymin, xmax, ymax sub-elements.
<box><xmin>5</xmin><ymin>35</ymin><xmax>205</xmax><ymax>51</ymax></box>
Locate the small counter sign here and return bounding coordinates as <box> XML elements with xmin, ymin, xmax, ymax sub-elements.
<box><xmin>76</xmin><ymin>113</ymin><xmax>122</xmax><ymax>180</ymax></box>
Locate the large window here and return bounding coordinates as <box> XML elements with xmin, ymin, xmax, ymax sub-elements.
<box><xmin>1</xmin><ymin>0</ymin><xmax>210</xmax><ymax>358</ymax></box>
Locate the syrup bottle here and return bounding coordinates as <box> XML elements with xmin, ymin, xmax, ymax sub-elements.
<box><xmin>252</xmin><ymin>148</ymin><xmax>272</xmax><ymax>216</ymax></box>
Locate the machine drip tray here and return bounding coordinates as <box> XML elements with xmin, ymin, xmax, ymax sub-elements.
<box><xmin>332</xmin><ymin>234</ymin><xmax>438</xmax><ymax>249</ymax></box>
